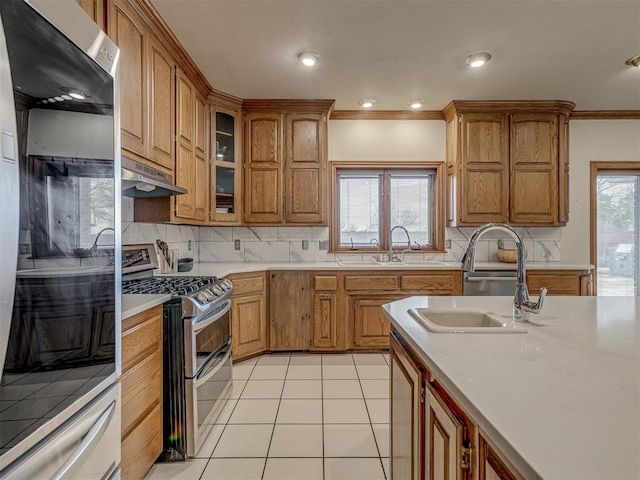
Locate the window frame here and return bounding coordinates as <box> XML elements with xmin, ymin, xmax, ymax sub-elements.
<box><xmin>330</xmin><ymin>161</ymin><xmax>445</xmax><ymax>253</ymax></box>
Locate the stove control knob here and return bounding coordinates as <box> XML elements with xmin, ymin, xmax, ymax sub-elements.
<box><xmin>212</xmin><ymin>285</ymin><xmax>223</xmax><ymax>295</ymax></box>
<box><xmin>203</xmin><ymin>288</ymin><xmax>214</xmax><ymax>299</ymax></box>
<box><xmin>222</xmin><ymin>279</ymin><xmax>233</xmax><ymax>290</ymax></box>
<box><xmin>196</xmin><ymin>292</ymin><xmax>209</xmax><ymax>303</ymax></box>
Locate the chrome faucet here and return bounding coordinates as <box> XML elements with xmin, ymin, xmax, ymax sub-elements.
<box><xmin>388</xmin><ymin>225</ymin><xmax>412</xmax><ymax>262</ymax></box>
<box><xmin>91</xmin><ymin>227</ymin><xmax>115</xmax><ymax>253</ymax></box>
<box><xmin>460</xmin><ymin>223</ymin><xmax>546</xmax><ymax>322</ymax></box>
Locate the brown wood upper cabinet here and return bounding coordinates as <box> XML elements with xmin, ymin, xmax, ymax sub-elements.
<box><xmin>243</xmin><ymin>100</ymin><xmax>334</xmax><ymax>225</ymax></box>
<box><xmin>174</xmin><ymin>69</ymin><xmax>208</xmax><ymax>222</ymax></box>
<box><xmin>108</xmin><ymin>0</ymin><xmax>176</xmax><ymax>172</ymax></box>
<box><xmin>209</xmin><ymin>92</ymin><xmax>243</xmax><ymax>224</ymax></box>
<box><xmin>443</xmin><ymin>101</ymin><xmax>575</xmax><ymax>227</ymax></box>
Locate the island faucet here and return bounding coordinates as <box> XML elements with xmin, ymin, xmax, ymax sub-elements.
<box><xmin>460</xmin><ymin>222</ymin><xmax>546</xmax><ymax>322</ymax></box>
<box><xmin>388</xmin><ymin>225</ymin><xmax>412</xmax><ymax>262</ymax></box>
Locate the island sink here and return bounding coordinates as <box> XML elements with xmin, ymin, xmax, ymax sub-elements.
<box><xmin>408</xmin><ymin>307</ymin><xmax>528</xmax><ymax>333</ymax></box>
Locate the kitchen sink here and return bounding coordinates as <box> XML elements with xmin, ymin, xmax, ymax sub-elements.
<box><xmin>408</xmin><ymin>307</ymin><xmax>528</xmax><ymax>333</ymax></box>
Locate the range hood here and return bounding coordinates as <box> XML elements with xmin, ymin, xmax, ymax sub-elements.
<box><xmin>121</xmin><ymin>156</ymin><xmax>187</xmax><ymax>198</ymax></box>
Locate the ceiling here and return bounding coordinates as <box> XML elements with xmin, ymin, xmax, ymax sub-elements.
<box><xmin>150</xmin><ymin>0</ymin><xmax>640</xmax><ymax>111</ymax></box>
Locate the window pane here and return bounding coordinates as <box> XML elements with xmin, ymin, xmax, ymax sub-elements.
<box><xmin>596</xmin><ymin>174</ymin><xmax>639</xmax><ymax>296</ymax></box>
<box><xmin>339</xmin><ymin>174</ymin><xmax>380</xmax><ymax>246</ymax></box>
<box><xmin>390</xmin><ymin>174</ymin><xmax>431</xmax><ymax>247</ymax></box>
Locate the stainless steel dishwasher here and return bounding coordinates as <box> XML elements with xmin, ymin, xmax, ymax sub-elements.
<box><xmin>463</xmin><ymin>271</ymin><xmax>518</xmax><ymax>296</ymax></box>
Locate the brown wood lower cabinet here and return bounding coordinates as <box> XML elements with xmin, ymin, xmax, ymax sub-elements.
<box><xmin>120</xmin><ymin>305</ymin><xmax>163</xmax><ymax>480</ymax></box>
<box><xmin>352</xmin><ymin>296</ymin><xmax>403</xmax><ymax>348</ymax></box>
<box><xmin>229</xmin><ymin>272</ymin><xmax>268</xmax><ymax>361</ymax></box>
<box><xmin>391</xmin><ymin>329</ymin><xmax>522</xmax><ymax>480</ymax></box>
<box><xmin>270</xmin><ymin>271</ymin><xmax>313</xmax><ymax>350</ymax></box>
<box><xmin>390</xmin><ymin>332</ymin><xmax>424</xmax><ymax>480</ymax></box>
<box><xmin>527</xmin><ymin>269</ymin><xmax>593</xmax><ymax>296</ymax></box>
<box><xmin>347</xmin><ymin>270</ymin><xmax>462</xmax><ymax>349</ymax></box>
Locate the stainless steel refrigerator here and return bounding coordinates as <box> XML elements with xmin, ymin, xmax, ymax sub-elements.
<box><xmin>0</xmin><ymin>1</ymin><xmax>121</xmax><ymax>478</ymax></box>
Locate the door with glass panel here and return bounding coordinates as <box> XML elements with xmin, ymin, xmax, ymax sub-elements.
<box><xmin>593</xmin><ymin>165</ymin><xmax>640</xmax><ymax>296</ymax></box>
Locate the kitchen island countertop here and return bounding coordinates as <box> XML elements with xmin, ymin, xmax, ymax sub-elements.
<box><xmin>383</xmin><ymin>295</ymin><xmax>640</xmax><ymax>480</ymax></box>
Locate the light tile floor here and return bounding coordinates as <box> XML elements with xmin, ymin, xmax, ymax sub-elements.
<box><xmin>145</xmin><ymin>351</ymin><xmax>390</xmax><ymax>480</ymax></box>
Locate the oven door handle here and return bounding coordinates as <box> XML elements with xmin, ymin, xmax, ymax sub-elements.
<box><xmin>195</xmin><ymin>340</ymin><xmax>232</xmax><ymax>387</ymax></box>
<box><xmin>193</xmin><ymin>299</ymin><xmax>231</xmax><ymax>333</ymax></box>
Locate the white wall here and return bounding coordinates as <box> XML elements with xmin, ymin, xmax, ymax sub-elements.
<box><xmin>329</xmin><ymin>120</ymin><xmax>445</xmax><ymax>161</ymax></box>
<box><xmin>562</xmin><ymin>120</ymin><xmax>640</xmax><ymax>263</ymax></box>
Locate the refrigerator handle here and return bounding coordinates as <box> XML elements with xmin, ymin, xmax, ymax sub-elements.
<box><xmin>51</xmin><ymin>401</ymin><xmax>116</xmax><ymax>480</ymax></box>
<box><xmin>0</xmin><ymin>12</ymin><xmax>20</xmax><ymax>377</ymax></box>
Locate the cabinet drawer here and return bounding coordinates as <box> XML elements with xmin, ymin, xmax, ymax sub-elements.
<box><xmin>121</xmin><ymin>403</ymin><xmax>162</xmax><ymax>480</ymax></box>
<box><xmin>121</xmin><ymin>347</ymin><xmax>162</xmax><ymax>438</ymax></box>
<box><xmin>401</xmin><ymin>273</ymin><xmax>460</xmax><ymax>294</ymax></box>
<box><xmin>230</xmin><ymin>273</ymin><xmax>266</xmax><ymax>296</ymax></box>
<box><xmin>345</xmin><ymin>275</ymin><xmax>399</xmax><ymax>291</ymax></box>
<box><xmin>314</xmin><ymin>275</ymin><xmax>337</xmax><ymax>291</ymax></box>
<box><xmin>122</xmin><ymin>310</ymin><xmax>162</xmax><ymax>372</ymax></box>
<box><xmin>527</xmin><ymin>270</ymin><xmax>582</xmax><ymax>295</ymax></box>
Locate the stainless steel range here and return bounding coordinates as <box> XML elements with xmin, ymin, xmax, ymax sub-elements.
<box><xmin>122</xmin><ymin>244</ymin><xmax>233</xmax><ymax>460</ymax></box>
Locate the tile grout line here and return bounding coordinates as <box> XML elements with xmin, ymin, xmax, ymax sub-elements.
<box><xmin>260</xmin><ymin>353</ymin><xmax>290</xmax><ymax>480</ymax></box>
<box><xmin>355</xmin><ymin>354</ymin><xmax>388</xmax><ymax>480</ymax></box>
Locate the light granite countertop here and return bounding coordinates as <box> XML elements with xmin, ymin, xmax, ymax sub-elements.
<box><xmin>159</xmin><ymin>261</ymin><xmax>593</xmax><ymax>278</ymax></box>
<box><xmin>383</xmin><ymin>295</ymin><xmax>640</xmax><ymax>480</ymax></box>
<box><xmin>122</xmin><ymin>294</ymin><xmax>171</xmax><ymax>319</ymax></box>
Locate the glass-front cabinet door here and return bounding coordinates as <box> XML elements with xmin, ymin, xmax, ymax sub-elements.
<box><xmin>209</xmin><ymin>99</ymin><xmax>242</xmax><ymax>224</ymax></box>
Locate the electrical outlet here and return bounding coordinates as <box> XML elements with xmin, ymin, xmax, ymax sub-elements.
<box><xmin>302</xmin><ymin>240</ymin><xmax>309</xmax><ymax>250</ymax></box>
<box><xmin>498</xmin><ymin>239</ymin><xmax>505</xmax><ymax>249</ymax></box>
<box><xmin>234</xmin><ymin>239</ymin><xmax>241</xmax><ymax>250</ymax></box>
<box><xmin>188</xmin><ymin>240</ymin><xmax>192</xmax><ymax>251</ymax></box>
<box><xmin>445</xmin><ymin>239</ymin><xmax>452</xmax><ymax>249</ymax></box>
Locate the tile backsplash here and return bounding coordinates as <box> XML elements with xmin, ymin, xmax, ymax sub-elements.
<box><xmin>122</xmin><ymin>196</ymin><xmax>561</xmax><ymax>264</ymax></box>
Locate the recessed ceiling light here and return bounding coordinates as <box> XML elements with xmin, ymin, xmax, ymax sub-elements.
<box><xmin>61</xmin><ymin>94</ymin><xmax>72</xmax><ymax>100</ymax></box>
<box><xmin>625</xmin><ymin>54</ymin><xmax>640</xmax><ymax>67</ymax></box>
<box><xmin>54</xmin><ymin>96</ymin><xmax>64</xmax><ymax>102</ymax></box>
<box><xmin>297</xmin><ymin>51</ymin><xmax>319</xmax><ymax>67</ymax></box>
<box><xmin>358</xmin><ymin>99</ymin><xmax>376</xmax><ymax>109</ymax></box>
<box><xmin>69</xmin><ymin>92</ymin><xmax>86</xmax><ymax>99</ymax></box>
<box><xmin>465</xmin><ymin>52</ymin><xmax>492</xmax><ymax>68</ymax></box>
<box><xmin>408</xmin><ymin>99</ymin><xmax>425</xmax><ymax>109</ymax></box>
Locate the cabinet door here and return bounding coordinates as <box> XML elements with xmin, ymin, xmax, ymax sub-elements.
<box><xmin>312</xmin><ymin>292</ymin><xmax>339</xmax><ymax>350</ymax></box>
<box><xmin>509</xmin><ymin>113</ymin><xmax>559</xmax><ymax>225</ymax></box>
<box><xmin>193</xmin><ymin>93</ymin><xmax>208</xmax><ymax>221</ymax></box>
<box><xmin>210</xmin><ymin>105</ymin><xmax>242</xmax><ymax>224</ymax></box>
<box><xmin>352</xmin><ymin>297</ymin><xmax>395</xmax><ymax>348</ymax></box>
<box><xmin>148</xmin><ymin>35</ymin><xmax>175</xmax><ymax>170</ymax></box>
<box><xmin>284</xmin><ymin>113</ymin><xmax>326</xmax><ymax>224</ymax></box>
<box><xmin>244</xmin><ymin>112</ymin><xmax>282</xmax><ymax>223</ymax></box>
<box><xmin>479</xmin><ymin>435</ymin><xmax>521</xmax><ymax>480</ymax></box>
<box><xmin>109</xmin><ymin>0</ymin><xmax>147</xmax><ymax>157</ymax></box>
<box><xmin>232</xmin><ymin>293</ymin><xmax>268</xmax><ymax>360</ymax></box>
<box><xmin>426</xmin><ymin>387</ymin><xmax>466</xmax><ymax>480</ymax></box>
<box><xmin>526</xmin><ymin>270</ymin><xmax>583</xmax><ymax>295</ymax></box>
<box><xmin>459</xmin><ymin>113</ymin><xmax>509</xmax><ymax>224</ymax></box>
<box><xmin>270</xmin><ymin>271</ymin><xmax>312</xmax><ymax>350</ymax></box>
<box><xmin>390</xmin><ymin>333</ymin><xmax>424</xmax><ymax>480</ymax></box>
<box><xmin>175</xmin><ymin>71</ymin><xmax>195</xmax><ymax>219</ymax></box>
